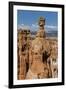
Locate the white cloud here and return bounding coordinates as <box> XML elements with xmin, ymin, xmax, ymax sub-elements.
<box><xmin>17</xmin><ymin>24</ymin><xmax>30</xmax><ymax>30</ymax></box>
<box><xmin>32</xmin><ymin>24</ymin><xmax>36</xmax><ymax>27</ymax></box>
<box><xmin>17</xmin><ymin>24</ymin><xmax>57</xmax><ymax>32</ymax></box>
<box><xmin>21</xmin><ymin>24</ymin><xmax>24</xmax><ymax>26</ymax></box>
<box><xmin>30</xmin><ymin>23</ymin><xmax>39</xmax><ymax>31</ymax></box>
<box><xmin>45</xmin><ymin>25</ymin><xmax>57</xmax><ymax>30</ymax></box>
<box><xmin>31</xmin><ymin>23</ymin><xmax>38</xmax><ymax>28</ymax></box>
<box><xmin>31</xmin><ymin>24</ymin><xmax>57</xmax><ymax>30</ymax></box>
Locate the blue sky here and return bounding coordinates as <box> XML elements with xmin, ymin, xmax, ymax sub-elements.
<box><xmin>17</xmin><ymin>10</ymin><xmax>58</xmax><ymax>32</ymax></box>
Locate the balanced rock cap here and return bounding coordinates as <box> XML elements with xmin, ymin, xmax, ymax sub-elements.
<box><xmin>38</xmin><ymin>16</ymin><xmax>45</xmax><ymax>26</ymax></box>
<box><xmin>39</xmin><ymin>16</ymin><xmax>45</xmax><ymax>21</ymax></box>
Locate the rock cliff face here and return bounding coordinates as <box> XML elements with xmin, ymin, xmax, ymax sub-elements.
<box><xmin>17</xmin><ymin>17</ymin><xmax>58</xmax><ymax>80</ymax></box>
